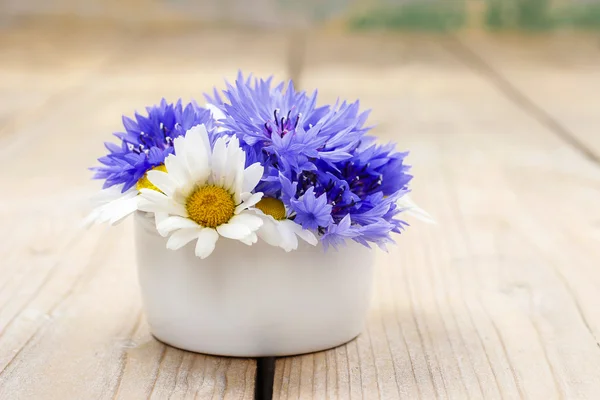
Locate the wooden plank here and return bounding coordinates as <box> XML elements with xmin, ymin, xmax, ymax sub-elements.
<box><xmin>452</xmin><ymin>33</ymin><xmax>600</xmax><ymax>161</ymax></box>
<box><xmin>0</xmin><ymin>24</ymin><xmax>288</xmax><ymax>159</ymax></box>
<box><xmin>0</xmin><ymin>90</ymin><xmax>258</xmax><ymax>398</ymax></box>
<box><xmin>272</xmin><ymin>33</ymin><xmax>600</xmax><ymax>399</ymax></box>
<box><xmin>4</xmin><ymin>23</ymin><xmax>600</xmax><ymax>399</ymax></box>
<box><xmin>0</xmin><ymin>23</ymin><xmax>130</xmax><ymax>142</ymax></box>
<box><xmin>0</xmin><ymin>24</ymin><xmax>290</xmax><ymax>399</ymax></box>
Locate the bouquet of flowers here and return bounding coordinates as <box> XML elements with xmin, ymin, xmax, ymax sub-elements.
<box><xmin>87</xmin><ymin>73</ymin><xmax>431</xmax><ymax>259</ymax></box>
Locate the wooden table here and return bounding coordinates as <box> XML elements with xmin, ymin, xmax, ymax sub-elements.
<box><xmin>1</xmin><ymin>20</ymin><xmax>599</xmax><ymax>399</ymax></box>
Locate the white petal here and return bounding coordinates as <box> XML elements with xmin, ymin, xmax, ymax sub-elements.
<box><xmin>166</xmin><ymin>228</ymin><xmax>201</xmax><ymax>250</ymax></box>
<box><xmin>285</xmin><ymin>219</ymin><xmax>318</xmax><ymax>246</ymax></box>
<box><xmin>232</xmin><ymin>176</ymin><xmax>243</xmax><ymax>205</ymax></box>
<box><xmin>164</xmin><ymin>153</ymin><xmax>190</xmax><ymax>187</ymax></box>
<box><xmin>235</xmin><ymin>192</ymin><xmax>263</xmax><ymax>214</ymax></box>
<box><xmin>224</xmin><ymin>139</ymin><xmax>244</xmax><ymax>192</ymax></box>
<box><xmin>240</xmin><ymin>192</ymin><xmax>251</xmax><ymax>202</ymax></box>
<box><xmin>82</xmin><ymin>208</ymin><xmax>103</xmax><ymax>228</ymax></box>
<box><xmin>154</xmin><ymin>212</ymin><xmax>169</xmax><ymax>236</ymax></box>
<box><xmin>168</xmin><ymin>203</ymin><xmax>189</xmax><ymax>218</ymax></box>
<box><xmin>278</xmin><ymin>222</ymin><xmax>299</xmax><ymax>252</ymax></box>
<box><xmin>137</xmin><ymin>198</ymin><xmax>166</xmax><ymax>214</ymax></box>
<box><xmin>229</xmin><ymin>212</ymin><xmax>263</xmax><ymax>232</ymax></box>
<box><xmin>90</xmin><ymin>186</ymin><xmax>120</xmax><ymax>204</ymax></box>
<box><xmin>210</xmin><ymin>137</ymin><xmax>227</xmax><ymax>186</ymax></box>
<box><xmin>147</xmin><ymin>170</ymin><xmax>176</xmax><ymax>196</ymax></box>
<box><xmin>158</xmin><ymin>216</ymin><xmax>199</xmax><ymax>235</ymax></box>
<box><xmin>206</xmin><ymin>103</ymin><xmax>226</xmax><ymax>122</ymax></box>
<box><xmin>242</xmin><ymin>163</ymin><xmax>264</xmax><ymax>193</ymax></box>
<box><xmin>230</xmin><ymin>138</ymin><xmax>245</xmax><ymax>195</ymax></box>
<box><xmin>255</xmin><ymin>216</ymin><xmax>282</xmax><ymax>247</ymax></box>
<box><xmin>225</xmin><ymin>137</ymin><xmax>246</xmax><ymax>195</ymax></box>
<box><xmin>108</xmin><ymin>197</ymin><xmax>140</xmax><ymax>225</ymax></box>
<box><xmin>238</xmin><ymin>232</ymin><xmax>258</xmax><ymax>246</ymax></box>
<box><xmin>397</xmin><ymin>195</ymin><xmax>436</xmax><ymax>224</ymax></box>
<box><xmin>85</xmin><ymin>187</ymin><xmax>141</xmax><ymax>227</ymax></box>
<box><xmin>195</xmin><ymin>123</ymin><xmax>212</xmax><ymax>150</ymax></box>
<box><xmin>195</xmin><ymin>228</ymin><xmax>219</xmax><ymax>258</ymax></box>
<box><xmin>186</xmin><ymin>124</ymin><xmax>210</xmax><ymax>147</ymax></box>
<box><xmin>137</xmin><ymin>190</ymin><xmax>170</xmax><ymax>211</ymax></box>
<box><xmin>91</xmin><ymin>185</ymin><xmax>136</xmax><ymax>205</ymax></box>
<box><xmin>139</xmin><ymin>187</ymin><xmax>168</xmax><ymax>203</ymax></box>
<box><xmin>216</xmin><ymin>222</ymin><xmax>252</xmax><ymax>240</ymax></box>
<box><xmin>227</xmin><ymin>135</ymin><xmax>240</xmax><ymax>150</ymax></box>
<box><xmin>173</xmin><ymin>187</ymin><xmax>193</xmax><ymax>205</ymax></box>
<box><xmin>139</xmin><ymin>189</ymin><xmax>187</xmax><ymax>216</ymax></box>
<box><xmin>84</xmin><ymin>205</ymin><xmax>114</xmax><ymax>226</ymax></box>
<box><xmin>172</xmin><ymin>134</ymin><xmax>188</xmax><ymax>163</ymax></box>
<box><xmin>85</xmin><ymin>203</ymin><xmax>112</xmax><ymax>225</ymax></box>
<box><xmin>138</xmin><ymin>195</ymin><xmax>187</xmax><ymax>217</ymax></box>
<box><xmin>184</xmin><ymin>125</ymin><xmax>211</xmax><ymax>183</ymax></box>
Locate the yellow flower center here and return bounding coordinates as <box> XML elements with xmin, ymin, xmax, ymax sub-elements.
<box><xmin>136</xmin><ymin>164</ymin><xmax>168</xmax><ymax>192</ymax></box>
<box><xmin>255</xmin><ymin>197</ymin><xmax>286</xmax><ymax>220</ymax></box>
<box><xmin>186</xmin><ymin>185</ymin><xmax>235</xmax><ymax>228</ymax></box>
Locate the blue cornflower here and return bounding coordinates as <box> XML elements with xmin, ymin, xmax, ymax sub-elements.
<box><xmin>290</xmin><ymin>187</ymin><xmax>333</xmax><ymax>230</ymax></box>
<box><xmin>92</xmin><ymin>99</ymin><xmax>215</xmax><ymax>192</ymax></box>
<box><xmin>89</xmin><ymin>73</ymin><xmax>427</xmax><ymax>248</ymax></box>
<box><xmin>348</xmin><ymin>142</ymin><xmax>412</xmax><ymax>196</ymax></box>
<box><xmin>204</xmin><ymin>73</ymin><xmax>419</xmax><ymax>249</ymax></box>
<box><xmin>205</xmin><ymin>73</ymin><xmax>370</xmax><ymax>192</ymax></box>
<box><xmin>354</xmin><ymin>220</ymin><xmax>397</xmax><ymax>251</ymax></box>
<box><xmin>349</xmin><ymin>193</ymin><xmax>395</xmax><ymax>226</ymax></box>
<box><xmin>321</xmin><ymin>214</ymin><xmax>360</xmax><ymax>251</ymax></box>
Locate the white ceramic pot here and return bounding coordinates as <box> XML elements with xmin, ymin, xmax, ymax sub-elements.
<box><xmin>134</xmin><ymin>212</ymin><xmax>375</xmax><ymax>357</ymax></box>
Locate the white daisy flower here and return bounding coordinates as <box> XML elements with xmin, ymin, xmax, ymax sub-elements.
<box><xmin>137</xmin><ymin>124</ymin><xmax>265</xmax><ymax>259</ymax></box>
<box><xmin>86</xmin><ymin>105</ymin><xmax>226</xmax><ymax>228</ymax></box>
<box><xmin>252</xmin><ymin>197</ymin><xmax>318</xmax><ymax>252</ymax></box>
<box><xmin>84</xmin><ymin>165</ymin><xmax>168</xmax><ymax>227</ymax></box>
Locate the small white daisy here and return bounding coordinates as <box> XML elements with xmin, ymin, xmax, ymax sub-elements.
<box><xmin>84</xmin><ymin>165</ymin><xmax>168</xmax><ymax>227</ymax></box>
<box><xmin>252</xmin><ymin>197</ymin><xmax>318</xmax><ymax>252</ymax></box>
<box><xmin>138</xmin><ymin>124</ymin><xmax>265</xmax><ymax>259</ymax></box>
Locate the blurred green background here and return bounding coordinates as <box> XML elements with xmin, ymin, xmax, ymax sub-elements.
<box><xmin>350</xmin><ymin>0</ymin><xmax>600</xmax><ymax>31</ymax></box>
<box><xmin>3</xmin><ymin>0</ymin><xmax>600</xmax><ymax>31</ymax></box>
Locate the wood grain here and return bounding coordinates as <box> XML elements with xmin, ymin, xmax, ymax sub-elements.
<box><xmin>2</xmin><ymin>23</ymin><xmax>600</xmax><ymax>399</ymax></box>
<box><xmin>272</xmin><ymin>34</ymin><xmax>600</xmax><ymax>399</ymax></box>
<box><xmin>0</xmin><ymin>23</ymin><xmax>292</xmax><ymax>399</ymax></box>
<box><xmin>452</xmin><ymin>33</ymin><xmax>600</xmax><ymax>162</ymax></box>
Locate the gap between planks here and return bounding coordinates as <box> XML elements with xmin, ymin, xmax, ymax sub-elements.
<box><xmin>442</xmin><ymin>35</ymin><xmax>600</xmax><ymax>166</ymax></box>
